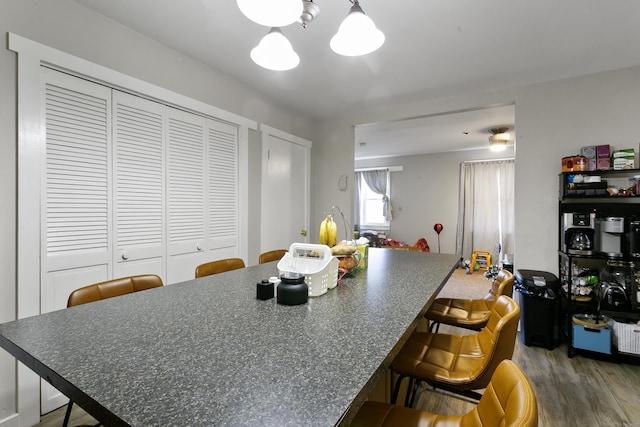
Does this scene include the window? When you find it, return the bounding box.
[355,169,391,230]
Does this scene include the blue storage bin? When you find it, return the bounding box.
[572,324,611,354]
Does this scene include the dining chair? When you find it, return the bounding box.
[352,360,538,427]
[64,274,164,427]
[390,295,521,406]
[195,257,246,278]
[426,269,515,332]
[258,249,287,264]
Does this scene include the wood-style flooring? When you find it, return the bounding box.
[35,268,640,427]
[414,268,640,427]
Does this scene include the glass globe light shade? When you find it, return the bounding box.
[237,0,303,27]
[489,133,510,151]
[330,4,385,56]
[250,28,300,71]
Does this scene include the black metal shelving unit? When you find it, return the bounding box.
[559,169,640,361]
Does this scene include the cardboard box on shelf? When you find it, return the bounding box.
[581,146,596,159]
[596,144,610,158]
[613,149,635,170]
[597,158,610,170]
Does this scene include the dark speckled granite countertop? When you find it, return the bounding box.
[0,249,459,426]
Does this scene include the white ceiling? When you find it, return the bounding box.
[72,0,640,159]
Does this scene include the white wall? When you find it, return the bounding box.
[355,147,514,254]
[314,65,640,279]
[513,66,640,273]
[0,0,315,424]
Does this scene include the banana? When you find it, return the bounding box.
[319,215,329,245]
[327,216,337,247]
[319,214,338,247]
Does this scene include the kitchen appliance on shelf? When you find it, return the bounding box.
[599,260,634,311]
[626,218,640,258]
[595,217,626,257]
[562,212,595,256]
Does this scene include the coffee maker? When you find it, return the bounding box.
[562,212,595,255]
[595,217,625,257]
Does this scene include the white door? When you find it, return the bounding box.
[260,125,311,253]
[112,91,166,280]
[206,119,241,261]
[40,68,113,413]
[166,108,207,284]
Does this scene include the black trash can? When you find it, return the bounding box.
[515,269,560,350]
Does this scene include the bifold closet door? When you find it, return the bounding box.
[41,68,113,413]
[166,108,207,283]
[112,91,166,280]
[206,119,240,261]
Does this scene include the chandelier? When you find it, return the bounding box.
[237,0,385,71]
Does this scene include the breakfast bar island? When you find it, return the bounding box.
[0,249,460,426]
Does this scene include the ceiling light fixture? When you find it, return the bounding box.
[250,27,300,71]
[330,1,385,56]
[237,0,303,27]
[239,0,384,71]
[488,127,511,152]
[299,0,320,28]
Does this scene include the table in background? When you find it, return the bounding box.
[0,249,459,426]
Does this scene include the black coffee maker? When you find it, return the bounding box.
[562,212,595,255]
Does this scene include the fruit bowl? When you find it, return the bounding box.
[336,251,361,280]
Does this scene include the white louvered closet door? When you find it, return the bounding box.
[112,91,166,280]
[41,68,113,413]
[207,119,240,260]
[42,69,113,312]
[166,108,206,283]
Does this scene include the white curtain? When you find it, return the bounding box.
[354,169,392,230]
[456,160,515,264]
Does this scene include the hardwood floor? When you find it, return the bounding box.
[413,268,640,427]
[35,404,97,427]
[35,268,640,426]
[413,326,640,427]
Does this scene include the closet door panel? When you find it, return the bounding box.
[42,69,112,297]
[113,91,166,280]
[41,68,113,413]
[166,108,206,284]
[207,119,239,256]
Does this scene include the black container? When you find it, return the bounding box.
[516,269,560,350]
[256,279,274,300]
[515,269,561,291]
[277,272,308,305]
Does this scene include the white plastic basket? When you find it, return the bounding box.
[277,243,338,297]
[610,318,640,355]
